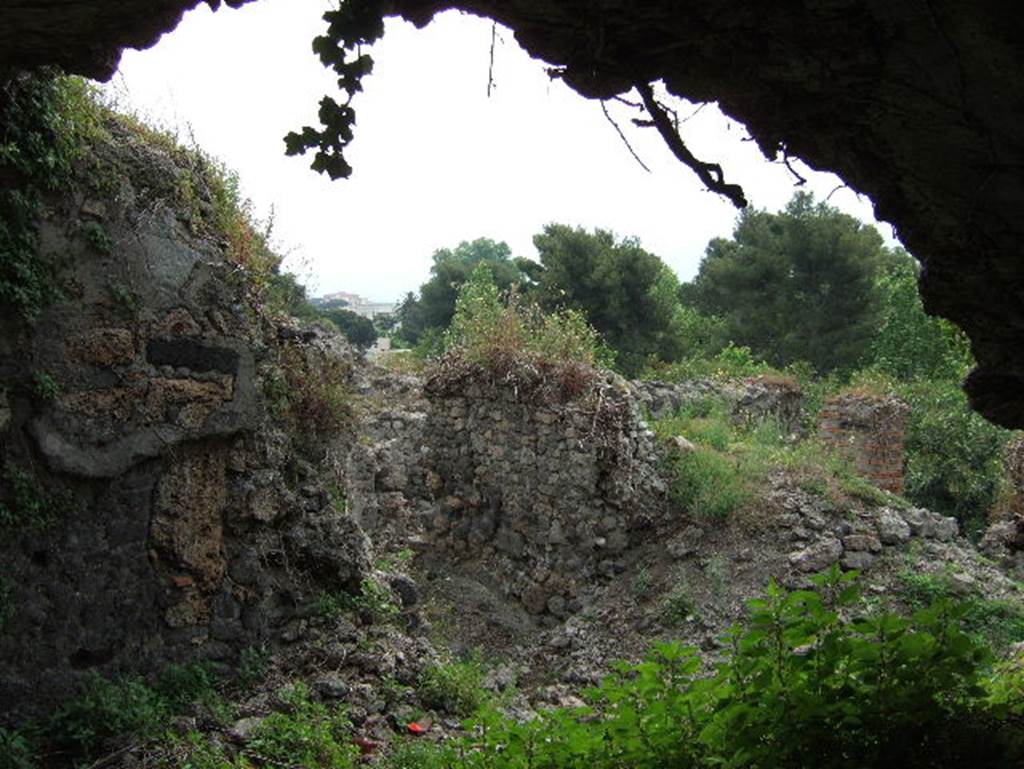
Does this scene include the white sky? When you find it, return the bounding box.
[104,0,892,303]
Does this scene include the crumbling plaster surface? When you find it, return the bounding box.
[2,0,1023,426]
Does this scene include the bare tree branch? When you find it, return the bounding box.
[635,81,747,208]
[781,153,807,186]
[601,100,651,173]
[487,21,497,97]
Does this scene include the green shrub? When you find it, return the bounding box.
[664,449,752,519]
[444,263,611,371]
[313,578,399,623]
[901,379,1013,534]
[48,673,169,760]
[417,657,488,716]
[631,568,655,600]
[30,371,61,402]
[237,645,271,690]
[641,343,777,381]
[380,740,455,769]
[442,568,1021,769]
[0,727,35,769]
[82,221,112,255]
[243,683,355,769]
[660,579,696,626]
[900,569,1024,650]
[0,72,103,322]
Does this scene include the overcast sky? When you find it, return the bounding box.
[106,0,892,302]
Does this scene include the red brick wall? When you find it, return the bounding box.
[819,393,909,494]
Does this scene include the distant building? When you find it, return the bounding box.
[313,291,396,320]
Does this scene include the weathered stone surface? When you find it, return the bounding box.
[842,534,882,553]
[0,116,369,720]
[878,510,912,545]
[66,328,135,366]
[841,551,875,571]
[789,536,843,573]
[150,447,228,627]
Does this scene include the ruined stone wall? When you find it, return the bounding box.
[348,370,668,617]
[0,121,370,720]
[818,393,909,494]
[630,376,804,433]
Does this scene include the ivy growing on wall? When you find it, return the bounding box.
[0,69,100,321]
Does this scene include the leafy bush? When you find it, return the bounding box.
[243,683,355,769]
[48,673,169,760]
[0,727,35,769]
[0,71,103,321]
[417,657,488,716]
[900,569,1024,650]
[641,342,777,381]
[313,578,399,623]
[446,263,611,370]
[901,379,1013,534]
[660,579,696,626]
[664,448,752,519]
[237,644,271,690]
[435,569,1022,769]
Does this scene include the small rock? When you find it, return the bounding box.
[788,536,843,573]
[878,510,911,545]
[842,534,882,553]
[841,551,875,571]
[314,673,350,700]
[671,435,696,453]
[228,716,263,743]
[388,573,419,608]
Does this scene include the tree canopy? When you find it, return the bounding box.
[689,192,889,375]
[398,237,527,344]
[528,224,690,376]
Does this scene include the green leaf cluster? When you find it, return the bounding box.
[417,657,488,716]
[386,570,1024,769]
[0,70,102,321]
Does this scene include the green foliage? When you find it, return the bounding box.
[108,281,142,318]
[660,579,696,626]
[900,569,1024,650]
[868,251,973,382]
[444,262,610,372]
[82,221,112,255]
[155,661,230,721]
[48,673,170,760]
[380,740,455,769]
[244,682,356,769]
[313,578,399,623]
[417,657,488,716]
[237,644,271,690]
[630,568,654,600]
[0,464,58,531]
[264,270,318,320]
[30,370,60,402]
[265,343,352,442]
[0,71,102,321]
[642,342,778,382]
[529,224,690,376]
[664,448,752,519]
[901,379,1013,533]
[318,307,377,349]
[285,0,386,178]
[399,238,529,345]
[689,191,890,375]
[0,727,35,769]
[432,570,1021,769]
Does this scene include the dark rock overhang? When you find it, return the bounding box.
[3,0,1023,425]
